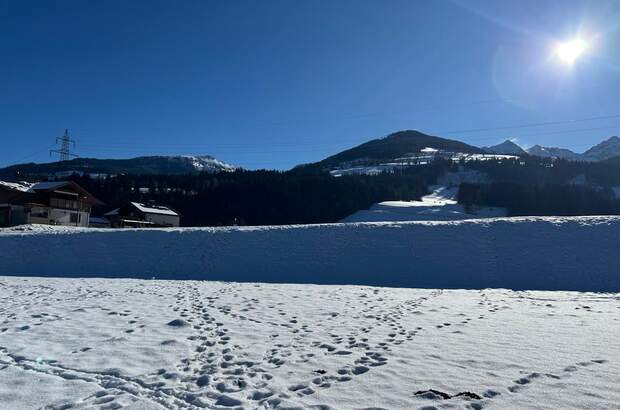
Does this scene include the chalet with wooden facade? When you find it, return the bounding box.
[0,181,101,227]
[105,202,181,228]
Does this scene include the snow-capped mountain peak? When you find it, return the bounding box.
[525,145,579,160]
[177,155,237,172]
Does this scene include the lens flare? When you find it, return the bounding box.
[555,38,588,65]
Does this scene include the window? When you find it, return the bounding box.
[30,208,49,218]
[50,197,80,210]
[70,213,78,223]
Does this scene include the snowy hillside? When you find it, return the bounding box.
[0,155,237,180]
[1,216,620,292]
[342,186,506,222]
[0,277,618,409]
[526,145,579,160]
[525,137,620,162]
[176,155,237,173]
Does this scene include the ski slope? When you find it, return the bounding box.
[341,186,506,222]
[0,277,618,409]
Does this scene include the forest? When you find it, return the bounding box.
[67,157,620,226]
[71,163,446,226]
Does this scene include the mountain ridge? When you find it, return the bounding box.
[0,155,236,181]
[525,145,579,160]
[581,136,620,161]
[298,130,485,171]
[483,140,526,155]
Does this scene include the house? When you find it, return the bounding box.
[0,181,102,227]
[105,201,180,228]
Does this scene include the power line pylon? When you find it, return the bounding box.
[50,129,78,161]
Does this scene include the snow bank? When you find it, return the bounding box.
[1,216,619,292]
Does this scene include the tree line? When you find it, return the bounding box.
[66,156,620,226]
[71,164,446,226]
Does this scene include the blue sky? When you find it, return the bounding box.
[1,0,620,169]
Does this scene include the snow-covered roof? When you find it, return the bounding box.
[29,181,69,191]
[118,218,156,225]
[0,181,33,192]
[420,147,439,154]
[0,181,76,193]
[130,202,179,216]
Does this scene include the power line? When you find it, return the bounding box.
[437,114,620,135]
[73,112,620,151]
[5,111,620,167]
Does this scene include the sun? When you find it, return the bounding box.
[555,38,588,65]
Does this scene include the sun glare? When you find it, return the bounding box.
[555,38,588,65]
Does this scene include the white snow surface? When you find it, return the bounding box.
[342,186,506,223]
[1,216,620,292]
[179,155,237,173]
[0,277,618,409]
[0,181,33,192]
[130,202,179,216]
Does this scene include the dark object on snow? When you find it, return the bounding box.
[166,319,189,327]
[415,389,482,401]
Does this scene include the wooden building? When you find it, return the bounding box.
[105,201,180,228]
[0,181,101,227]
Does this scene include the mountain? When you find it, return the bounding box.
[581,136,620,162]
[483,140,526,155]
[526,137,620,162]
[0,155,236,181]
[300,130,485,171]
[526,145,579,160]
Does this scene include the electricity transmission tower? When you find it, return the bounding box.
[50,129,78,161]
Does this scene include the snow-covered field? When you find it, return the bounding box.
[341,186,506,222]
[0,277,618,409]
[2,216,619,408]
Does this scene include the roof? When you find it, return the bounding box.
[0,181,34,192]
[130,202,179,216]
[119,218,156,225]
[0,180,104,206]
[29,181,68,191]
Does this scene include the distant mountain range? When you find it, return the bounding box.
[525,145,579,160]
[2,131,620,180]
[0,155,236,180]
[298,130,620,173]
[485,136,620,161]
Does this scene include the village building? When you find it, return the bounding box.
[105,201,181,228]
[0,181,101,227]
